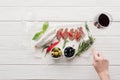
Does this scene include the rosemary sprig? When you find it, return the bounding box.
[76,22,95,56]
[62,40,69,49]
[85,21,90,32]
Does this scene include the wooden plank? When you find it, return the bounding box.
[97,0,120,7]
[0,50,119,65]
[0,22,119,36]
[0,36,119,50]
[0,65,98,79]
[0,0,119,7]
[0,0,96,7]
[0,65,119,79]
[0,7,119,21]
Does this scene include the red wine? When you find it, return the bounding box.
[98,13,110,27]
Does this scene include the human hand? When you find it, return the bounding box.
[91,48,110,80]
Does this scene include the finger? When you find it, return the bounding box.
[91,47,96,56]
[94,53,100,60]
[91,48,95,60]
[97,52,104,59]
[91,48,99,60]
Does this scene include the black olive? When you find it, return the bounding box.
[64,46,75,57]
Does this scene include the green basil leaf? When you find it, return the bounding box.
[42,22,49,32]
[32,22,49,40]
[32,31,43,40]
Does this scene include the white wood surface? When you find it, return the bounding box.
[0,7,119,21]
[0,0,120,79]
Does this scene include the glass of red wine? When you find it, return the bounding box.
[94,12,112,29]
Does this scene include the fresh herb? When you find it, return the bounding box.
[32,31,43,40]
[76,36,94,56]
[32,22,49,40]
[42,22,49,33]
[85,21,90,33]
[88,35,94,44]
[42,45,49,52]
[62,40,69,49]
[76,22,95,56]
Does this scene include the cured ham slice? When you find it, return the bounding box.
[61,28,68,40]
[56,28,63,40]
[56,27,85,42]
[79,27,85,38]
[69,28,74,41]
[75,29,81,42]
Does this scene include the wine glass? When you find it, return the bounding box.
[94,12,113,29]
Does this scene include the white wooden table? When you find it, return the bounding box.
[0,0,120,79]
